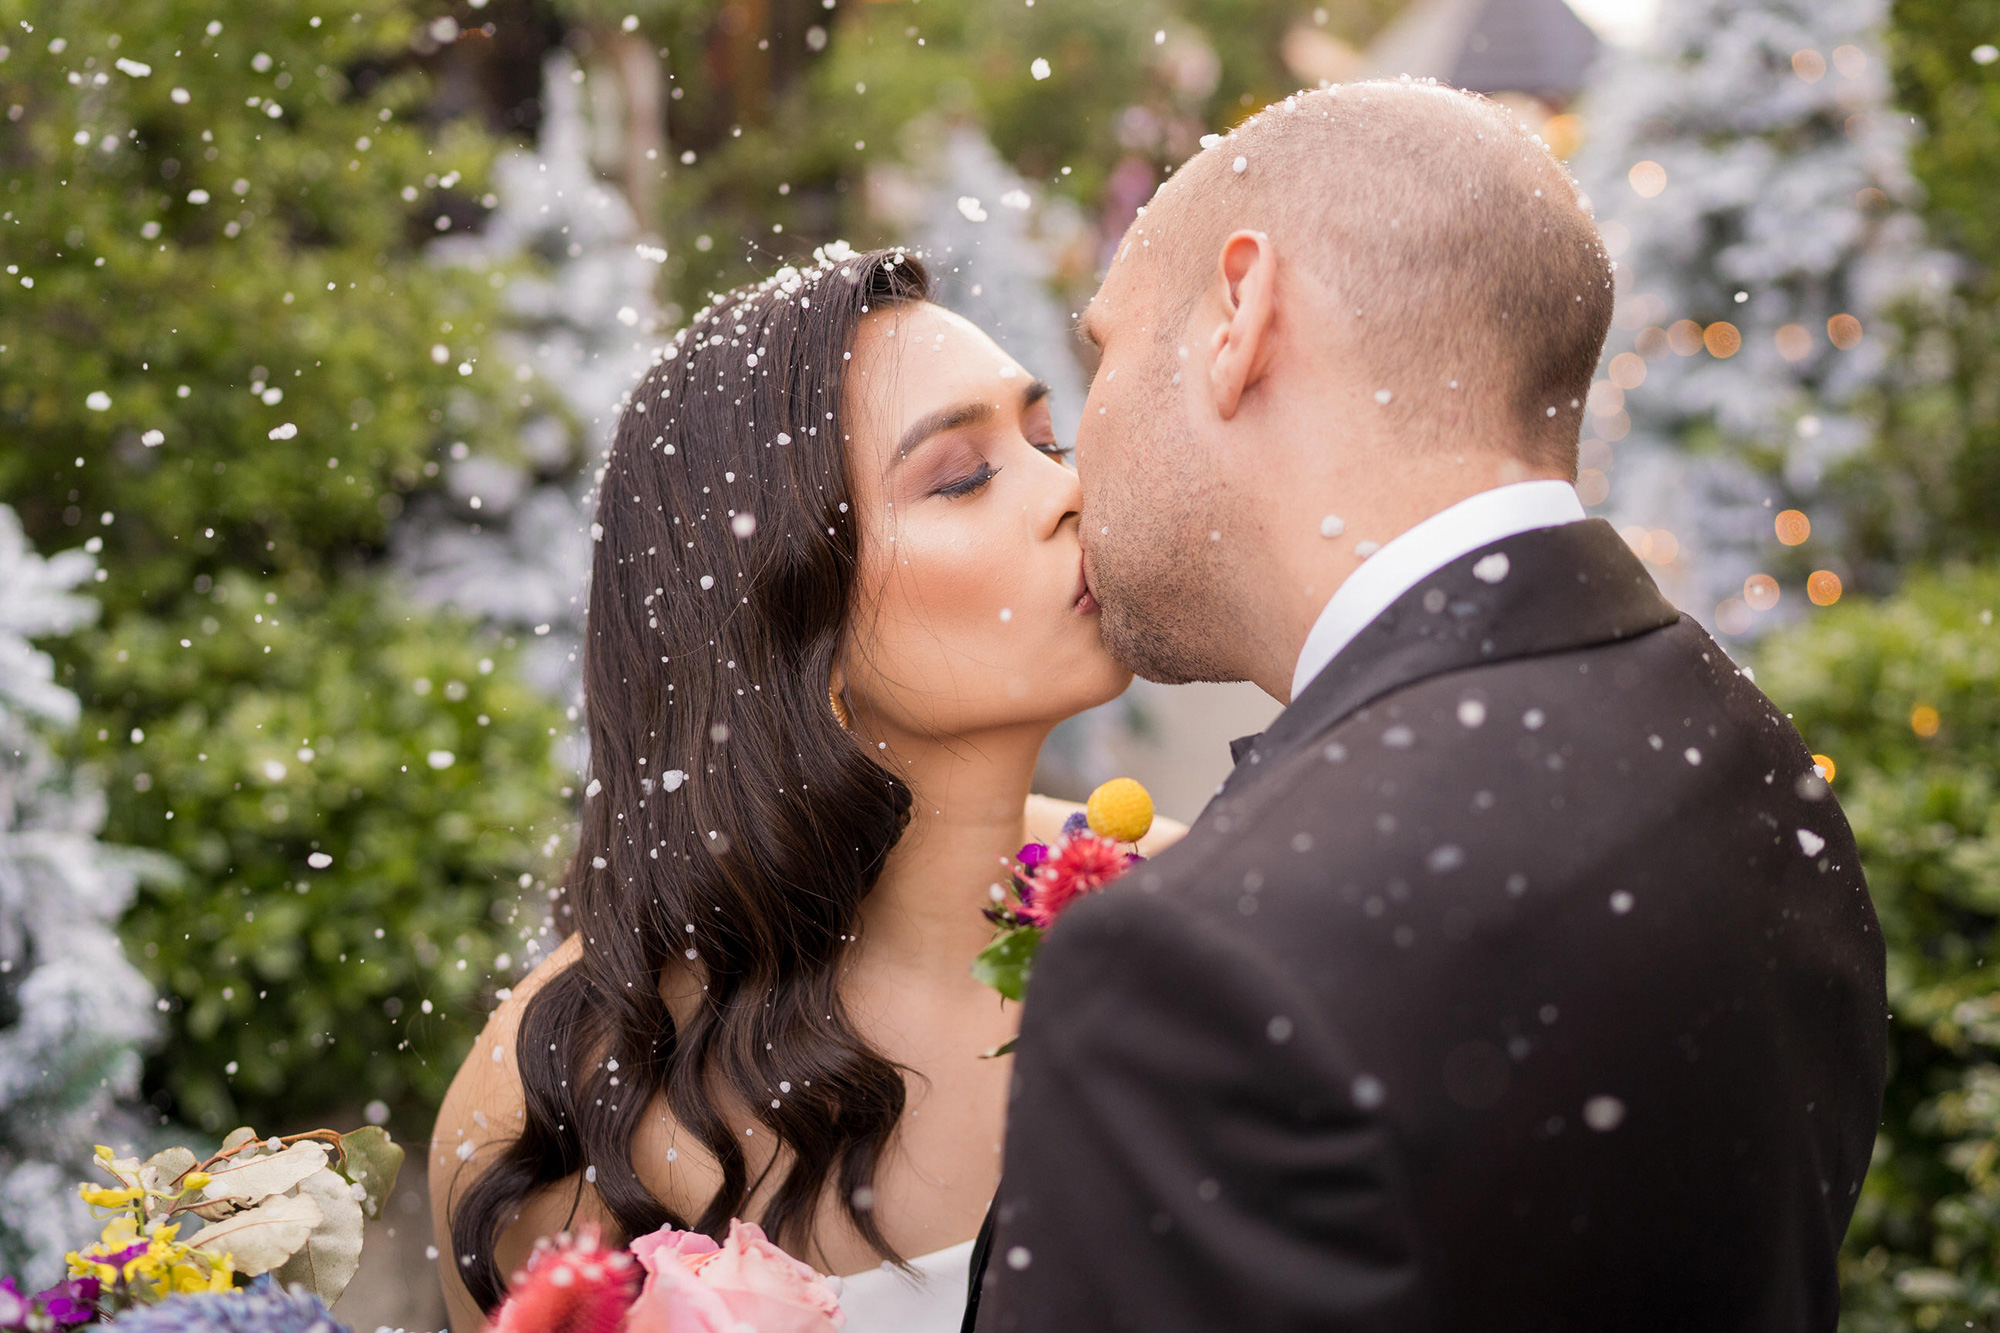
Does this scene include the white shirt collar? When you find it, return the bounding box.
[1290,479,1588,702]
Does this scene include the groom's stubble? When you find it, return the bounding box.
[1082,339,1244,687]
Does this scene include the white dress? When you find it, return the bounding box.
[832,1239,975,1333]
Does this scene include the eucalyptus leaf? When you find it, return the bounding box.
[219,1127,260,1155]
[272,1167,365,1305]
[189,1192,324,1275]
[140,1146,198,1193]
[334,1126,404,1221]
[201,1141,330,1204]
[970,926,1042,1003]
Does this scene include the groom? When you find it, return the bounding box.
[967,83,1886,1331]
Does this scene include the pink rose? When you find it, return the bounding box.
[626,1220,844,1333]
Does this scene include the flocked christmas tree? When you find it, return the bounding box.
[1574,0,1952,633]
[412,49,664,705]
[0,507,161,1286]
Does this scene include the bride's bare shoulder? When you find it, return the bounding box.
[1023,792,1188,855]
[429,934,595,1328]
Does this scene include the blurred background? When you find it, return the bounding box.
[2,0,1998,1326]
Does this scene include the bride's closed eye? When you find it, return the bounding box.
[936,461,1000,499]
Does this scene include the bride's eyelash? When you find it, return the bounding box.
[1033,441,1074,462]
[937,463,999,498]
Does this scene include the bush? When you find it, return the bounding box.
[1755,567,2000,1328]
[0,0,571,1131]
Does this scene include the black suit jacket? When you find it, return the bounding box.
[969,519,1885,1332]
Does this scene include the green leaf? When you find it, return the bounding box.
[273,1167,365,1306]
[333,1126,405,1221]
[979,1037,1019,1060]
[971,926,1042,1003]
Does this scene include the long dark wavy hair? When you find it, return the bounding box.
[450,247,931,1309]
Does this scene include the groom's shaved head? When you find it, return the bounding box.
[1139,81,1611,472]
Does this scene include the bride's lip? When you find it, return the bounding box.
[1073,558,1099,615]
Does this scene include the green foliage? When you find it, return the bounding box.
[0,0,570,1131]
[579,0,1346,311]
[1847,0,2000,565]
[100,575,564,1130]
[971,924,1042,1004]
[1755,567,2000,1329]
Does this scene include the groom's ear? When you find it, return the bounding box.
[1209,230,1277,421]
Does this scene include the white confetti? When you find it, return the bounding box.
[731,512,758,538]
[307,851,333,869]
[1319,514,1345,538]
[141,429,165,447]
[1583,1095,1626,1131]
[1232,155,1248,173]
[1457,699,1486,728]
[427,749,455,770]
[1472,552,1510,583]
[85,392,112,411]
[1797,829,1825,856]
[268,422,298,440]
[956,196,988,222]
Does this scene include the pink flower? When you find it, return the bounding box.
[626,1220,844,1333]
[489,1229,642,1333]
[1019,832,1133,926]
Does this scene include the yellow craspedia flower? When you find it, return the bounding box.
[1086,778,1154,844]
[181,1170,213,1191]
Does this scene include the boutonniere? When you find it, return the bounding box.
[972,779,1155,1055]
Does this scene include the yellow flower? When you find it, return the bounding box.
[94,1144,114,1161]
[1085,778,1155,844]
[97,1215,141,1247]
[79,1183,144,1209]
[65,1252,117,1284]
[206,1253,236,1291]
[181,1170,213,1191]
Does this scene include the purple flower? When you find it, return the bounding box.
[1059,812,1090,840]
[104,1278,348,1333]
[0,1278,32,1330]
[1015,842,1050,871]
[35,1276,103,1328]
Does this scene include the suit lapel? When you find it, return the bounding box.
[1224,519,1679,790]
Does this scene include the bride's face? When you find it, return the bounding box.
[841,301,1131,741]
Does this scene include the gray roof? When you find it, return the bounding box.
[1362,0,1603,101]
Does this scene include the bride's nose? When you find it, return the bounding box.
[1031,451,1083,541]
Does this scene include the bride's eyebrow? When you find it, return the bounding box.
[891,378,1051,467]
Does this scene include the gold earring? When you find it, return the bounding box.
[829,678,852,730]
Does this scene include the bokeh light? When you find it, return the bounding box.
[1807,570,1844,605]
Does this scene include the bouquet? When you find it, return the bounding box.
[971,779,1155,1053]
[490,1220,846,1333]
[1,1126,401,1328]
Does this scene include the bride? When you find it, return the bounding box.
[429,246,1182,1331]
